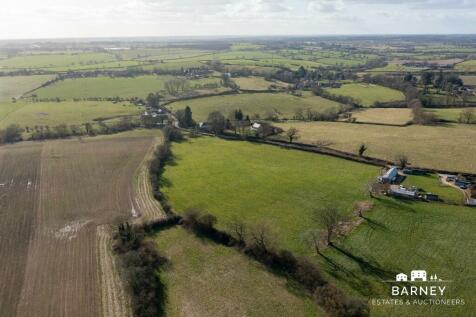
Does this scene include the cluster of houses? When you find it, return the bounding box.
[141,107,170,126]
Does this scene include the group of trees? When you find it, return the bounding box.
[458,108,476,124]
[164,78,191,96]
[293,107,342,122]
[409,99,437,125]
[0,124,23,144]
[175,106,195,128]
[114,223,168,317]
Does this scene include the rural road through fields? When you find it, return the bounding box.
[0,136,157,316]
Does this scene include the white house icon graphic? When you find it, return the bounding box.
[396,273,407,282]
[410,270,427,282]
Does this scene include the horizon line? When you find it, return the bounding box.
[2,33,476,42]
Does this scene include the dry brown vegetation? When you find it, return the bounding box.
[0,136,154,316]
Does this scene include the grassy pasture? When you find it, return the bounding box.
[30,75,223,99]
[275,122,476,173]
[0,136,153,316]
[455,60,476,72]
[0,52,117,70]
[0,75,56,101]
[426,107,476,122]
[461,75,476,86]
[155,227,320,317]
[321,200,476,317]
[0,101,141,129]
[350,108,413,125]
[234,76,287,90]
[161,136,476,316]
[167,92,344,121]
[162,136,378,254]
[325,83,405,107]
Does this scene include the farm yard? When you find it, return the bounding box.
[0,135,155,316]
[167,92,345,121]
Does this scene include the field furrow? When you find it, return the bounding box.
[133,137,166,222]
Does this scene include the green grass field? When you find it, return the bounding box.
[0,75,56,101]
[427,108,476,122]
[455,60,476,72]
[0,101,141,129]
[325,83,405,107]
[161,136,476,317]
[162,137,379,254]
[167,92,344,121]
[350,108,413,125]
[461,75,476,86]
[155,227,320,317]
[0,52,117,70]
[276,122,476,173]
[233,76,287,90]
[30,75,223,99]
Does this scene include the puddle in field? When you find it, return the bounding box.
[53,220,91,240]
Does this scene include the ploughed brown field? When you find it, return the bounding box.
[0,135,163,317]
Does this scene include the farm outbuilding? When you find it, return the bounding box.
[380,167,399,184]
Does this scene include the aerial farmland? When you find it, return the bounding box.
[1,31,476,317]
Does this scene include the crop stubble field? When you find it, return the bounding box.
[0,136,155,317]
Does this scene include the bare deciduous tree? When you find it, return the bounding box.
[313,206,346,245]
[227,216,247,245]
[459,108,475,124]
[302,229,322,255]
[286,127,299,143]
[249,220,276,252]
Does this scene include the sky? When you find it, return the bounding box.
[1,0,476,39]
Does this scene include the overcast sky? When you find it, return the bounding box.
[1,0,476,39]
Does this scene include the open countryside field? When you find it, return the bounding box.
[0,75,56,101]
[455,60,476,72]
[461,75,476,86]
[161,136,476,317]
[325,83,405,107]
[276,122,476,173]
[0,101,141,129]
[168,92,344,121]
[427,107,476,122]
[0,136,154,316]
[155,227,320,317]
[0,52,117,70]
[350,108,413,125]
[162,136,379,254]
[234,76,287,90]
[31,75,224,99]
